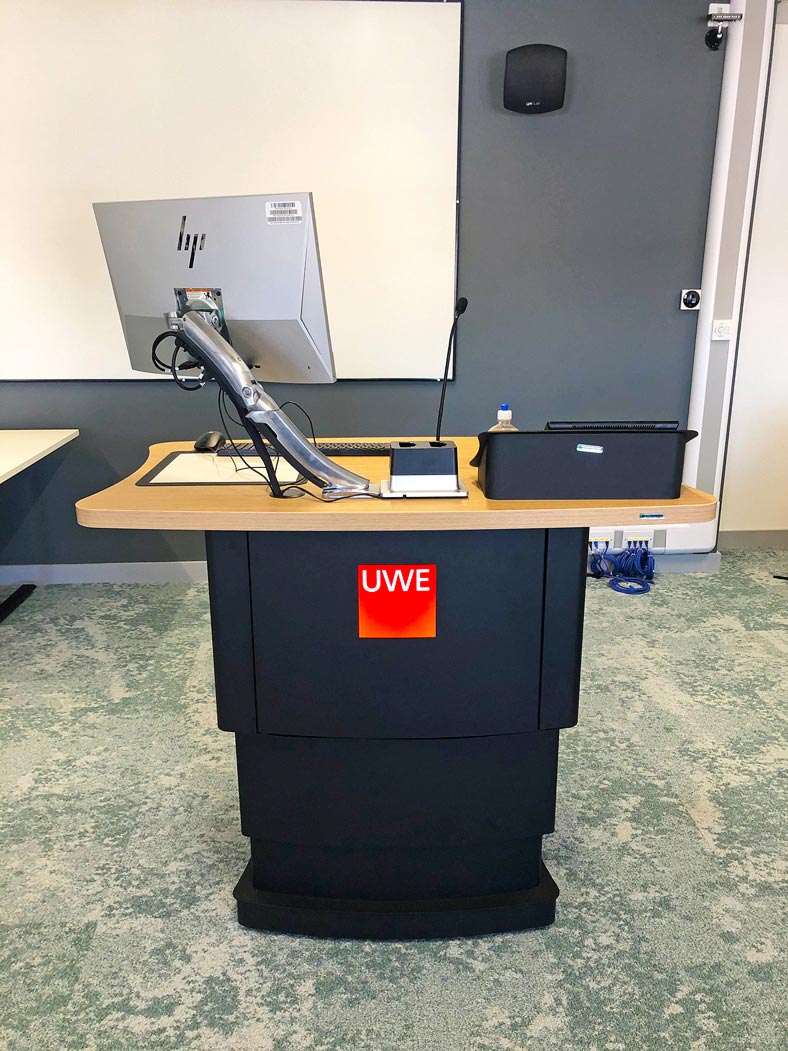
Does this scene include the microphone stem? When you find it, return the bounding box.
[435,315,460,442]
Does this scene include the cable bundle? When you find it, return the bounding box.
[151,330,205,390]
[588,541,655,595]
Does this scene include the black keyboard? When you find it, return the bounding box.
[545,420,680,432]
[217,440,391,457]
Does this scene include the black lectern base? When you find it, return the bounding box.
[234,860,559,940]
[206,526,588,940]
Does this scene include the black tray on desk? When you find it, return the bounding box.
[472,429,697,501]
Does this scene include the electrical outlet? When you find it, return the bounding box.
[588,530,613,548]
[623,530,654,547]
[590,529,656,552]
[712,318,733,340]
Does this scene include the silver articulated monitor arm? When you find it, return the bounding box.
[175,311,377,500]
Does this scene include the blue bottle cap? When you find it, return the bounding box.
[500,403,509,411]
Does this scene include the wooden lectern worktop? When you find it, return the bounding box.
[77,438,716,939]
[76,436,716,533]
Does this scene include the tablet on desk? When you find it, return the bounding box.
[136,451,301,487]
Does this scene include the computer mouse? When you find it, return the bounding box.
[194,430,227,453]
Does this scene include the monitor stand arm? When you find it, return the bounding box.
[175,310,377,499]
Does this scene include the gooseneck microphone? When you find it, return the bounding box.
[435,296,468,443]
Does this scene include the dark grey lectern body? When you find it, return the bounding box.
[207,525,586,938]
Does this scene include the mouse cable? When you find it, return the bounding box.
[217,389,277,483]
[278,401,318,446]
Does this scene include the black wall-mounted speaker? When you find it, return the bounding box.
[503,44,567,114]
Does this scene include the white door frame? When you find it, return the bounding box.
[589,0,776,556]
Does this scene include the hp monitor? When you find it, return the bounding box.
[92,192,375,500]
[93,193,334,383]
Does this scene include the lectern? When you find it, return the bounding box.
[77,441,716,939]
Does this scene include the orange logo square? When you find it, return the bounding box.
[358,564,437,638]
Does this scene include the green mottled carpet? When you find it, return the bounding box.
[1,551,786,1050]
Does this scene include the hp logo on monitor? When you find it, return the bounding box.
[176,216,206,269]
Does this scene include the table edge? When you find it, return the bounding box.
[76,441,718,532]
[0,429,79,486]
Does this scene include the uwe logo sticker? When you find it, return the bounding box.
[358,564,436,639]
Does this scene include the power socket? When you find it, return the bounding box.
[588,529,613,548]
[589,529,655,552]
[623,530,654,548]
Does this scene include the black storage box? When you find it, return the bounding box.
[472,430,697,501]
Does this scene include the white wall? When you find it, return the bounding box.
[0,0,460,380]
[721,20,788,532]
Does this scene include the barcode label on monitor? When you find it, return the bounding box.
[265,201,303,224]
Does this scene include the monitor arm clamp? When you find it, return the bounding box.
[170,309,377,500]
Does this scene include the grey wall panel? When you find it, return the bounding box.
[0,0,723,566]
[456,0,721,431]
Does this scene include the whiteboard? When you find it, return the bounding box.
[0,0,460,380]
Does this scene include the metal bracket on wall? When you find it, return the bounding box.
[706,3,744,50]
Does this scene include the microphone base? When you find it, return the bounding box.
[388,440,461,495]
[379,478,468,500]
